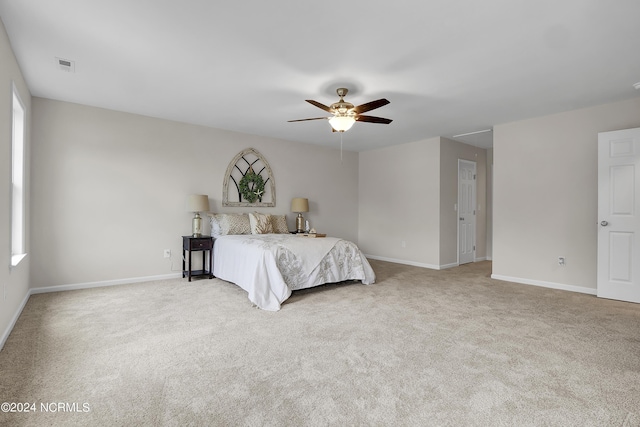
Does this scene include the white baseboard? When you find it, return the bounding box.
[365,255,458,270]
[491,274,597,296]
[0,291,31,353]
[439,262,459,270]
[30,273,182,295]
[475,256,487,262]
[1,272,182,352]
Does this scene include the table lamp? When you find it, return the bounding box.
[187,194,210,237]
[291,197,309,233]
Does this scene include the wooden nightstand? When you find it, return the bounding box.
[182,236,214,281]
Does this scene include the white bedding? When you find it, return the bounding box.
[212,234,375,311]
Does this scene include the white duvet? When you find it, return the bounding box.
[212,234,375,311]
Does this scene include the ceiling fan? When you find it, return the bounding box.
[288,88,392,132]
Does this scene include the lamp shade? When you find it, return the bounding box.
[329,115,356,132]
[186,194,210,212]
[291,197,309,213]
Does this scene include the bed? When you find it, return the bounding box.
[209,213,375,311]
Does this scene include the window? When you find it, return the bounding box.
[11,84,26,266]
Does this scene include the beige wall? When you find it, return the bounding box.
[30,98,359,288]
[493,96,640,290]
[358,137,441,267]
[0,18,31,348]
[358,136,487,269]
[439,138,487,267]
[486,148,493,260]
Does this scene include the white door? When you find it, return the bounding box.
[597,127,640,303]
[458,160,476,265]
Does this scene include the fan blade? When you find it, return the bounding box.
[287,117,329,122]
[356,115,393,124]
[353,98,390,114]
[306,100,333,113]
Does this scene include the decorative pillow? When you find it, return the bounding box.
[270,214,289,234]
[248,212,273,234]
[209,213,251,237]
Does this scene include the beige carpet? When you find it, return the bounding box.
[0,260,639,426]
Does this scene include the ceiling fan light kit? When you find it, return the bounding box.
[328,115,356,132]
[289,87,392,133]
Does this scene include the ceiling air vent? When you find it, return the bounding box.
[55,57,75,73]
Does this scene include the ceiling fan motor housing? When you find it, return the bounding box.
[331,88,355,115]
[331,102,355,115]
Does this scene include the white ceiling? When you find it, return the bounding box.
[1,0,639,151]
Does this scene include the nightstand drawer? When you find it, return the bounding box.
[189,238,212,250]
[184,237,213,251]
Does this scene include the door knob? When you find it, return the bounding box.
[600,220,608,226]
[460,217,464,221]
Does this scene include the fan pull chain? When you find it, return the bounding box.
[340,132,343,163]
